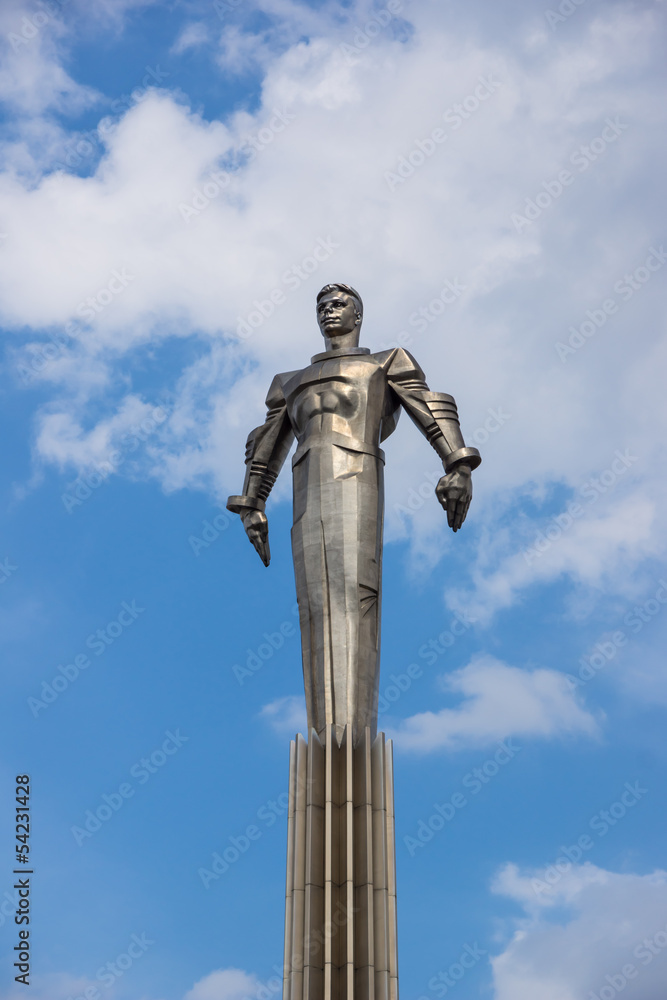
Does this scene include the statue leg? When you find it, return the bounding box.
[291,444,383,746]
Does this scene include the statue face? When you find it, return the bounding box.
[316,291,361,338]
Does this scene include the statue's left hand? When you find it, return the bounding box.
[240,508,271,566]
[435,465,472,532]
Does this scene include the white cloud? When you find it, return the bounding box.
[0,0,98,116]
[389,655,600,752]
[171,21,210,56]
[1,0,666,620]
[0,966,267,1000]
[446,486,658,624]
[0,974,106,1000]
[491,863,667,1000]
[184,967,262,1000]
[259,695,308,737]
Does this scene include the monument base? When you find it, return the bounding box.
[283,726,398,1000]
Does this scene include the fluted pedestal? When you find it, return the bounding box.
[283,726,398,1000]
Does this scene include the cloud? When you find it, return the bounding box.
[171,21,210,56]
[389,655,599,752]
[0,974,107,1000]
[184,967,262,1000]
[0,966,268,1000]
[446,485,658,624]
[491,863,667,1000]
[258,695,307,737]
[1,0,665,619]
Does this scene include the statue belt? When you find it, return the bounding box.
[292,431,386,467]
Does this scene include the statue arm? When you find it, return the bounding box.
[227,375,295,564]
[387,349,481,531]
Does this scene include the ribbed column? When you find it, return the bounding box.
[283,727,398,1000]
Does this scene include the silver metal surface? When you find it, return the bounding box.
[283,726,398,1000]
[228,284,480,747]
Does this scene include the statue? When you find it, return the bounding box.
[227,283,481,747]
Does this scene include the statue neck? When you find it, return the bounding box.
[322,329,361,353]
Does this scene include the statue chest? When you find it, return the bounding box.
[284,359,389,442]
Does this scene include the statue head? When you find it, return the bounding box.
[316,284,363,342]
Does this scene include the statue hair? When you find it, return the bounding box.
[316,283,363,318]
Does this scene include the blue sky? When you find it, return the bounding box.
[1,1,666,998]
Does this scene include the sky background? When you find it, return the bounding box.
[1,0,666,998]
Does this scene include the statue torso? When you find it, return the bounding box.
[279,349,400,450]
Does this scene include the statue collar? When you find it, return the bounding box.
[310,347,371,363]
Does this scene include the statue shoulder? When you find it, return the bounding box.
[371,347,426,380]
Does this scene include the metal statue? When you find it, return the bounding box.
[227,283,481,747]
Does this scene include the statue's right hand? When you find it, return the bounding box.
[240,509,270,567]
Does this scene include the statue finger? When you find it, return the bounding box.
[255,535,270,566]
